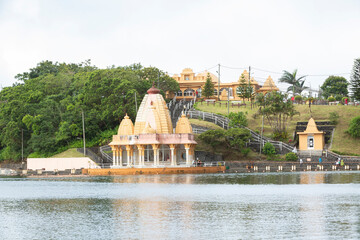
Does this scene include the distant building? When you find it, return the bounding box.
[297,118,325,151]
[257,76,279,94]
[172,68,278,100]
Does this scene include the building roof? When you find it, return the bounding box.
[298,118,323,135]
[118,114,134,136]
[238,70,259,85]
[196,70,218,82]
[258,76,279,92]
[175,113,193,134]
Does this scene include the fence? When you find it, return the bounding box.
[77,148,105,165]
[186,110,294,154]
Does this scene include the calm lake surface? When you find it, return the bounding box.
[0,172,360,240]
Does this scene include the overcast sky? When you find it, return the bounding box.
[0,0,359,93]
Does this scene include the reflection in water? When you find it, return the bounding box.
[0,172,359,239]
[300,172,325,184]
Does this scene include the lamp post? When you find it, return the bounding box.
[227,87,230,116]
[82,110,86,157]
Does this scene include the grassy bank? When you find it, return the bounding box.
[195,101,360,155]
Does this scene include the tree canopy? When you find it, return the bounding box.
[256,92,299,139]
[279,69,307,95]
[320,76,349,99]
[350,58,360,101]
[202,73,215,98]
[0,61,179,161]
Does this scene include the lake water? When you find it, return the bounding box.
[0,172,360,240]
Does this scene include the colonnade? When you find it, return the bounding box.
[111,144,195,167]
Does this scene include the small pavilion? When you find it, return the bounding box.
[257,76,279,94]
[297,118,324,151]
[109,84,197,168]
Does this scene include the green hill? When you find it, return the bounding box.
[195,101,360,155]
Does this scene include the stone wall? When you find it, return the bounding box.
[226,161,360,173]
[195,151,223,162]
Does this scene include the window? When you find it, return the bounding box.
[184,89,195,96]
[185,75,190,80]
[176,90,183,96]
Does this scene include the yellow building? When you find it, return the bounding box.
[172,68,261,101]
[297,118,325,151]
[257,76,279,94]
[109,84,197,167]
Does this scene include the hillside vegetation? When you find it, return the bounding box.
[195,101,360,155]
[0,61,179,161]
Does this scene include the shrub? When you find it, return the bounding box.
[335,95,342,101]
[225,128,251,150]
[346,116,360,138]
[263,142,276,156]
[328,96,336,102]
[241,148,251,157]
[198,129,226,151]
[341,97,348,104]
[272,131,288,141]
[329,112,340,125]
[285,152,298,161]
[228,112,248,127]
[294,95,302,103]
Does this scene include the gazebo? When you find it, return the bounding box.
[109,84,197,168]
[297,118,325,151]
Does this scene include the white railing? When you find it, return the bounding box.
[186,110,294,153]
[100,145,113,162]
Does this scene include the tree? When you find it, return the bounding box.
[320,76,349,99]
[202,73,215,98]
[279,69,307,95]
[346,116,360,138]
[237,73,248,102]
[198,129,225,151]
[0,61,179,161]
[256,92,299,139]
[350,58,360,101]
[225,128,251,151]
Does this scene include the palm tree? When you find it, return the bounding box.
[289,79,308,95]
[279,70,307,95]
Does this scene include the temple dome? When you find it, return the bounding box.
[258,76,279,92]
[196,70,218,82]
[303,118,322,134]
[118,114,134,135]
[182,68,194,74]
[147,84,161,94]
[175,113,193,134]
[134,85,173,134]
[142,122,156,134]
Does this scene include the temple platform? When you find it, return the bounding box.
[82,166,226,176]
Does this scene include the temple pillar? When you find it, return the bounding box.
[169,144,176,166]
[152,144,159,166]
[184,144,191,166]
[189,145,195,165]
[137,145,144,166]
[126,145,131,167]
[112,150,116,166]
[119,147,123,167]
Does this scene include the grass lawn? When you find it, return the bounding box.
[189,118,223,130]
[195,101,360,155]
[50,148,85,158]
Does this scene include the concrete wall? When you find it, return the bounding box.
[84,166,226,176]
[27,157,99,171]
